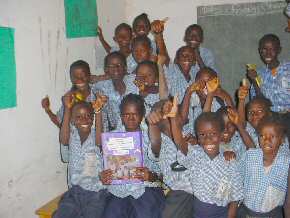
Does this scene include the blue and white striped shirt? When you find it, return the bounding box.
[159,133,193,193]
[240,148,290,213]
[68,126,104,192]
[250,61,290,112]
[177,145,243,207]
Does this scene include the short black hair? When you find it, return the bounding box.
[131,35,152,50]
[120,94,146,117]
[115,23,132,36]
[175,45,194,59]
[195,67,217,81]
[70,60,90,75]
[104,51,127,69]
[135,60,159,79]
[259,34,281,49]
[132,13,151,31]
[246,96,272,112]
[257,112,286,137]
[72,101,94,116]
[195,112,225,134]
[185,24,204,39]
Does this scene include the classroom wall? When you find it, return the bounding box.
[0,0,125,217]
[124,0,281,58]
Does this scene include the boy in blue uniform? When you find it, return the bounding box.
[238,115,290,217]
[53,97,108,218]
[171,112,243,218]
[248,34,290,141]
[100,94,165,218]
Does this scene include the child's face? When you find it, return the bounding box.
[105,56,126,80]
[132,42,151,63]
[259,40,281,65]
[114,28,132,48]
[259,124,283,155]
[222,115,236,143]
[121,103,143,131]
[176,47,195,73]
[247,102,270,129]
[71,106,94,132]
[70,68,90,91]
[134,20,150,36]
[184,27,203,49]
[196,120,222,158]
[136,65,157,87]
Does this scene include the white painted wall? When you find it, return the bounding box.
[124,0,281,58]
[0,0,125,217]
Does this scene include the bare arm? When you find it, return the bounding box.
[203,92,214,112]
[95,111,103,147]
[237,85,249,127]
[41,96,61,128]
[59,94,73,145]
[158,58,169,100]
[97,26,111,54]
[170,115,189,155]
[227,202,238,218]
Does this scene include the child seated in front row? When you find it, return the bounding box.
[238,115,290,218]
[171,111,243,218]
[100,94,165,218]
[53,96,108,218]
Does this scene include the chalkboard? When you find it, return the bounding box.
[197,1,290,97]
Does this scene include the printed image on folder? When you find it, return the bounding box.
[101,131,143,185]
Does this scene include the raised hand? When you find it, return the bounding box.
[157,54,167,66]
[206,77,220,93]
[134,79,146,92]
[151,18,168,34]
[227,107,240,126]
[238,85,249,101]
[162,95,178,119]
[92,94,108,113]
[97,26,104,39]
[41,96,50,111]
[189,80,205,93]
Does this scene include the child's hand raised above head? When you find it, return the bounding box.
[97,26,104,39]
[189,80,205,93]
[162,95,178,119]
[92,94,108,113]
[227,107,241,127]
[206,77,220,94]
[41,96,50,111]
[246,64,258,82]
[238,83,249,101]
[151,18,168,34]
[99,169,113,185]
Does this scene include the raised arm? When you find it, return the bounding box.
[237,83,249,127]
[227,108,255,149]
[157,55,169,100]
[97,26,111,54]
[41,96,61,128]
[59,93,74,145]
[151,19,170,66]
[92,94,108,147]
